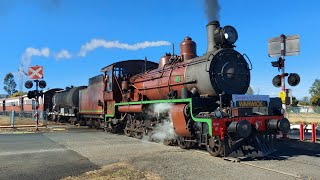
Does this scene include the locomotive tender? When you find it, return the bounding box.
[97,21,290,156]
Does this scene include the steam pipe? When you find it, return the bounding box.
[206,21,220,54]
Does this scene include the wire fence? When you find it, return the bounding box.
[287,106,320,125]
[0,111,48,127]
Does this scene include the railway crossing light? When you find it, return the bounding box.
[25,80,33,89]
[271,58,283,69]
[27,90,36,99]
[272,75,281,88]
[39,80,47,89]
[27,90,44,99]
[288,73,300,86]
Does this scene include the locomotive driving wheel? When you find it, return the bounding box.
[206,136,223,157]
[177,136,194,149]
[124,115,133,137]
[133,119,144,139]
[132,114,146,139]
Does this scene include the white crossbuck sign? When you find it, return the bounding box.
[28,66,44,79]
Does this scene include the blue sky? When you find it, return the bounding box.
[0,0,319,99]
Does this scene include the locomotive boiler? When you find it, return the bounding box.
[99,21,290,157]
[131,21,250,101]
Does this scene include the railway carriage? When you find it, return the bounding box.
[0,88,61,118]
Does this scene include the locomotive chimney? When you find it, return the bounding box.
[206,21,220,54]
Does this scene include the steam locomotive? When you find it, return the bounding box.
[1,21,290,157]
[95,20,289,156]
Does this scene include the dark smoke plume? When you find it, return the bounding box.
[204,0,220,21]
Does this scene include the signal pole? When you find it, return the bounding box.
[280,34,287,139]
[25,66,46,132]
[280,34,286,112]
[268,34,301,139]
[35,80,39,131]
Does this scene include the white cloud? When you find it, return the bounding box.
[78,39,171,57]
[55,50,72,60]
[19,47,50,75]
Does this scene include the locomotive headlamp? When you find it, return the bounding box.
[223,26,238,44]
[214,25,238,46]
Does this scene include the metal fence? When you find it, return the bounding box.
[287,106,320,125]
[0,110,48,127]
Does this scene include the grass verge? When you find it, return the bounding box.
[62,162,161,180]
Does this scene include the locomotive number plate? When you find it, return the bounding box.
[232,94,270,107]
[236,101,268,107]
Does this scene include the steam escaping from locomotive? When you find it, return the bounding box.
[149,103,177,143]
[204,0,220,21]
[19,47,50,76]
[149,120,176,143]
[78,39,171,57]
[153,103,173,114]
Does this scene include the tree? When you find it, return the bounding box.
[310,79,320,106]
[299,96,309,106]
[246,87,254,95]
[291,96,299,106]
[3,73,17,96]
[12,91,27,97]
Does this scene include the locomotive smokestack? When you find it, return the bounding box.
[206,21,220,54]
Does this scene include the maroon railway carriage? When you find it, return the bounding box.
[0,88,62,118]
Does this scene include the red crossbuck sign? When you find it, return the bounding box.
[28,66,44,79]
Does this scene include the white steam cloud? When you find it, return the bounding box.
[19,47,50,75]
[204,0,220,22]
[78,39,171,57]
[149,103,177,143]
[17,38,170,79]
[55,49,72,60]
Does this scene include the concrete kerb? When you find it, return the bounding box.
[0,126,67,134]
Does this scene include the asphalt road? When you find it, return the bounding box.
[0,133,97,180]
[1,128,320,180]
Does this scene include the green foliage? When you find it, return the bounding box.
[11,91,27,97]
[298,96,309,106]
[246,87,254,95]
[310,79,320,106]
[3,73,17,96]
[291,96,299,106]
[310,95,320,106]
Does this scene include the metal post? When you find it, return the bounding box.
[280,34,288,139]
[311,123,316,143]
[10,110,15,128]
[35,80,39,131]
[299,123,304,141]
[46,108,48,129]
